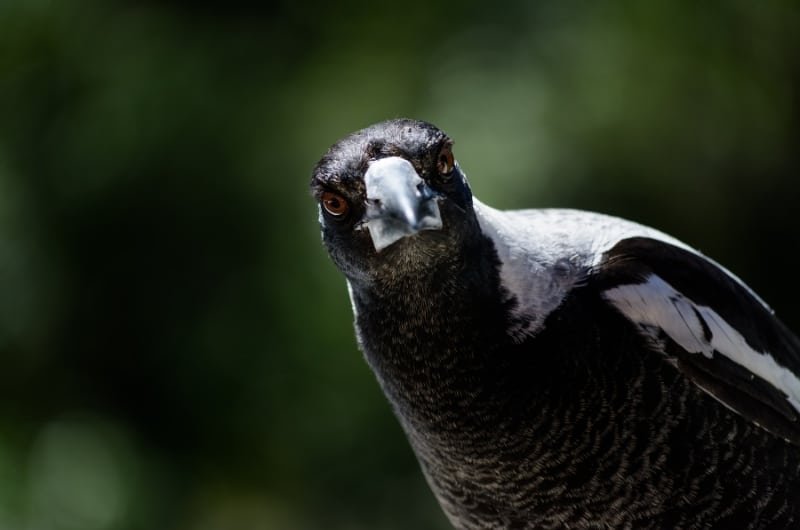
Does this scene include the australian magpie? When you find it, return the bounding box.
[310,119,800,529]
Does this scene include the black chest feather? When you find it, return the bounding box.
[350,273,800,529]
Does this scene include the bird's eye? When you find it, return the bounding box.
[321,191,350,218]
[437,146,455,176]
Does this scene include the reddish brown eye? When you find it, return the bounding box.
[321,191,349,217]
[437,146,455,176]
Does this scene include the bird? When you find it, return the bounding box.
[310,118,800,529]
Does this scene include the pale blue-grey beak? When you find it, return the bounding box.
[363,156,443,252]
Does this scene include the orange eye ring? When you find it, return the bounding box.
[321,191,349,217]
[437,146,455,176]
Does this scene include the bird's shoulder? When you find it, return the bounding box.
[473,200,690,339]
[474,199,800,444]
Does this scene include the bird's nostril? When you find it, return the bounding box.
[417,182,435,201]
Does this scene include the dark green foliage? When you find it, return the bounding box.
[0,1,797,528]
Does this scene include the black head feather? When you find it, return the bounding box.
[310,119,477,284]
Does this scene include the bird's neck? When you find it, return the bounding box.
[347,234,522,439]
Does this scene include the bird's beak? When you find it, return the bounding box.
[363,156,443,252]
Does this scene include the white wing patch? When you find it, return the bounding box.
[604,274,800,414]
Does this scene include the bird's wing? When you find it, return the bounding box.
[594,236,800,444]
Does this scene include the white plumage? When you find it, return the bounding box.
[604,273,800,414]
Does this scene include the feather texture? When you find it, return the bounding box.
[312,119,800,529]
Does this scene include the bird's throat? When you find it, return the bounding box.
[347,240,516,435]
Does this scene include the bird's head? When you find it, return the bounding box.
[311,119,478,283]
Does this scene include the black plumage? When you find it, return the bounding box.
[310,119,800,528]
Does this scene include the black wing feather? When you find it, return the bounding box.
[593,236,800,444]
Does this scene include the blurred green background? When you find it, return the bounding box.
[1,0,798,528]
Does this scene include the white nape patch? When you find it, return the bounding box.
[472,200,693,340]
[472,199,774,341]
[604,274,800,414]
